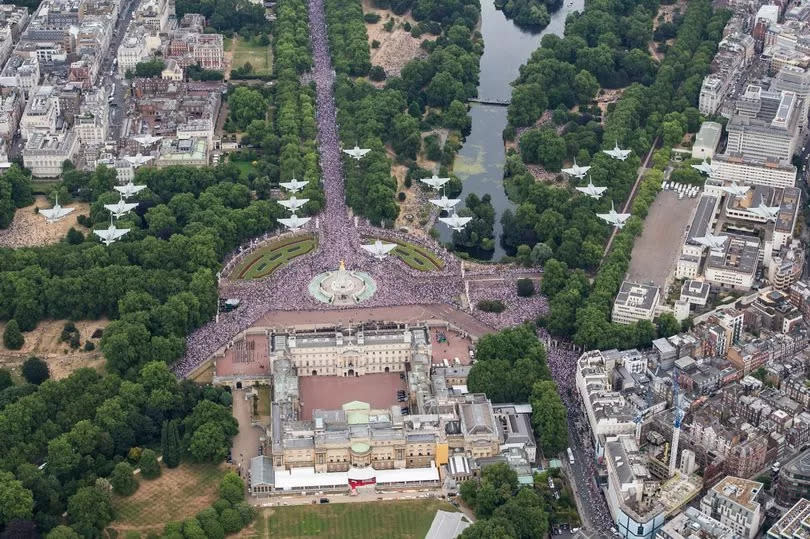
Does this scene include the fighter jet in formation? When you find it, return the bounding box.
[690,159,715,175]
[693,233,728,250]
[720,182,750,198]
[122,153,154,167]
[94,215,130,246]
[361,239,397,260]
[104,195,139,218]
[429,195,461,212]
[439,212,473,232]
[39,194,74,223]
[343,145,371,160]
[575,179,608,200]
[561,159,591,180]
[132,134,163,146]
[277,196,309,214]
[420,174,451,191]
[114,181,147,200]
[279,178,309,193]
[603,141,632,161]
[596,200,631,229]
[277,214,312,231]
[749,203,780,221]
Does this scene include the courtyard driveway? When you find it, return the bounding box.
[231,388,264,479]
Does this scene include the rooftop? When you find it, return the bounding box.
[614,281,659,310]
[424,510,471,539]
[705,235,760,275]
[709,476,763,512]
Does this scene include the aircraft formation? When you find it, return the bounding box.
[575,179,607,200]
[362,239,397,260]
[561,159,591,180]
[603,141,632,161]
[342,145,371,161]
[596,201,631,229]
[94,214,131,246]
[693,233,728,250]
[114,181,147,200]
[279,178,309,193]
[39,194,74,224]
[104,194,139,219]
[690,159,715,175]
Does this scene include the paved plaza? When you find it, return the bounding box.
[298,372,406,419]
[626,190,700,290]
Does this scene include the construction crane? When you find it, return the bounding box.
[668,374,684,477]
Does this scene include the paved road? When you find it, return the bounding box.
[231,388,264,479]
[602,136,660,258]
[99,0,138,140]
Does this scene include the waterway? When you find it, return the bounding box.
[441,0,584,259]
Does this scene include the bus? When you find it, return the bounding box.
[567,447,575,465]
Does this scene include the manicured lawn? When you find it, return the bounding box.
[233,235,317,280]
[257,499,457,538]
[230,158,260,179]
[232,38,273,76]
[110,462,227,534]
[366,237,444,271]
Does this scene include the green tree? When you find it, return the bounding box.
[3,320,23,350]
[46,526,81,539]
[519,128,567,171]
[139,448,161,479]
[228,87,267,130]
[161,420,181,468]
[0,368,12,391]
[219,472,245,504]
[0,471,34,526]
[134,58,165,78]
[530,381,568,456]
[656,313,680,338]
[110,462,138,496]
[187,422,230,462]
[66,486,113,537]
[530,243,553,266]
[219,508,243,534]
[21,356,49,385]
[516,278,535,297]
[573,70,599,102]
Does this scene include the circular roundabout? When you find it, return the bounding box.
[308,260,377,305]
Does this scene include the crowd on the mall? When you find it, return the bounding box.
[541,331,614,530]
[175,0,548,377]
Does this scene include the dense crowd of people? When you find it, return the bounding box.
[541,331,613,531]
[175,0,548,376]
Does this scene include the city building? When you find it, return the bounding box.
[154,137,208,167]
[0,86,23,140]
[161,58,183,80]
[656,506,737,539]
[74,87,108,145]
[0,55,39,96]
[166,30,224,71]
[612,281,660,325]
[725,86,801,162]
[605,436,702,539]
[267,325,428,378]
[19,84,59,140]
[768,498,810,538]
[699,476,763,539]
[772,65,810,127]
[768,242,804,291]
[776,449,810,507]
[693,122,723,160]
[22,130,78,177]
[704,235,760,291]
[710,154,796,189]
